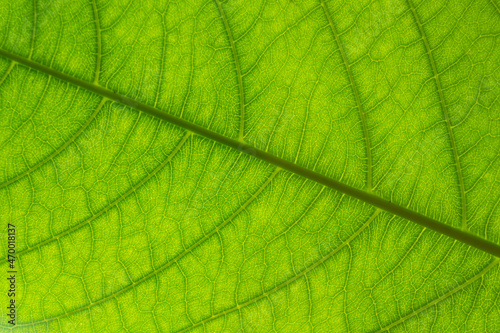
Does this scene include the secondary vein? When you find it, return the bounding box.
[13,167,281,327]
[8,131,191,260]
[175,210,382,333]
[407,0,468,231]
[91,0,102,84]
[0,61,16,86]
[0,97,107,190]
[375,258,500,332]
[214,0,246,141]
[29,0,37,60]
[321,0,373,191]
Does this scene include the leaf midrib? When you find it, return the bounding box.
[0,48,499,258]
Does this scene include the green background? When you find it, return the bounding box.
[0,0,499,331]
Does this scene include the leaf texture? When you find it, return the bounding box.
[0,0,499,331]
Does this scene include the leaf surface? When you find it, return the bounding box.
[0,0,499,331]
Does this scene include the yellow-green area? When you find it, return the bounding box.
[0,0,499,331]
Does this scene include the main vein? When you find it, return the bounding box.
[0,48,498,257]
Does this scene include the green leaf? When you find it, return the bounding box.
[0,0,499,331]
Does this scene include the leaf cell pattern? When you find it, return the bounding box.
[0,0,499,332]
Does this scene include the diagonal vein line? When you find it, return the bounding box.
[321,0,373,191]
[0,48,498,257]
[0,97,108,190]
[490,0,500,15]
[407,0,468,231]
[0,60,16,86]
[14,167,281,327]
[175,210,382,333]
[8,131,191,260]
[214,0,246,141]
[375,258,500,332]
